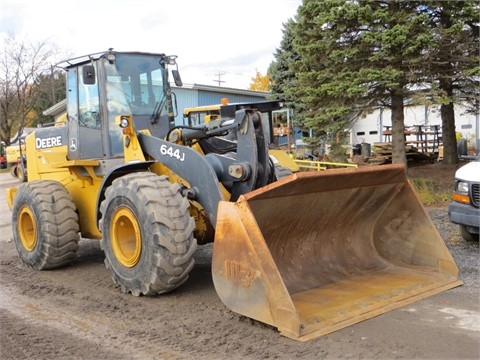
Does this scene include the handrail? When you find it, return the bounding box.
[294,159,358,171]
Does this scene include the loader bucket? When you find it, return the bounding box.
[212,164,462,342]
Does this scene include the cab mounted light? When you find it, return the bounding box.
[119,116,129,128]
[106,49,116,64]
[167,55,177,65]
[119,116,132,135]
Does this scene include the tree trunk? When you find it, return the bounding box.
[439,79,458,165]
[391,91,407,165]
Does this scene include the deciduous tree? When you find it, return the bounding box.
[32,70,66,127]
[0,35,61,146]
[248,70,270,92]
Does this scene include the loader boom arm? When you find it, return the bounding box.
[137,132,224,226]
[138,107,271,225]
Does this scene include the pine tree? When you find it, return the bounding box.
[293,0,438,164]
[269,18,306,128]
[423,1,480,164]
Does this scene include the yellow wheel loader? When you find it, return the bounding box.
[6,139,28,182]
[6,50,462,342]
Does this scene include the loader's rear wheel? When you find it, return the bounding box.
[99,172,197,296]
[11,181,80,269]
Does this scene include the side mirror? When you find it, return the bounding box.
[83,65,96,85]
[172,70,183,87]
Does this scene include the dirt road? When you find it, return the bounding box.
[0,172,479,360]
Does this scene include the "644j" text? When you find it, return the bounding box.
[160,144,185,161]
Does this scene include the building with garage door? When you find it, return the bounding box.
[347,102,479,154]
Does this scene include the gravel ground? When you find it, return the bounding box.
[0,171,479,360]
[428,207,479,295]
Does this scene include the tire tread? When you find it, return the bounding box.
[100,172,197,296]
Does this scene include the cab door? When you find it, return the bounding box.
[67,64,104,160]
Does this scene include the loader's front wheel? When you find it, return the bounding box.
[11,181,80,269]
[99,172,197,296]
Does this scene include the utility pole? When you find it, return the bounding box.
[213,71,226,86]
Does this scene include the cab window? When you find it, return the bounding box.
[78,64,101,129]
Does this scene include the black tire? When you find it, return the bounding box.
[267,156,293,183]
[99,172,197,296]
[274,165,293,181]
[11,181,80,270]
[16,164,27,182]
[459,225,479,242]
[10,165,17,179]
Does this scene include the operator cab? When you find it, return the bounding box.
[59,50,182,162]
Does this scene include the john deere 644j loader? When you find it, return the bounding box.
[6,50,462,342]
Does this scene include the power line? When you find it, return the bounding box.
[213,71,226,86]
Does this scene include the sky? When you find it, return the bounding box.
[0,0,302,89]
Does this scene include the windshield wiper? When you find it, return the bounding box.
[151,96,166,124]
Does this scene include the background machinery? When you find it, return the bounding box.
[6,50,462,341]
[6,139,27,182]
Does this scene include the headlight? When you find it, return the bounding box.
[453,180,470,204]
[456,181,469,195]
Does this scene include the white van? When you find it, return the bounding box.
[448,154,480,241]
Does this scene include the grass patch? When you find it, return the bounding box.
[411,178,451,207]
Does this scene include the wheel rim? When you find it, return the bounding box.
[111,206,142,268]
[18,206,37,251]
